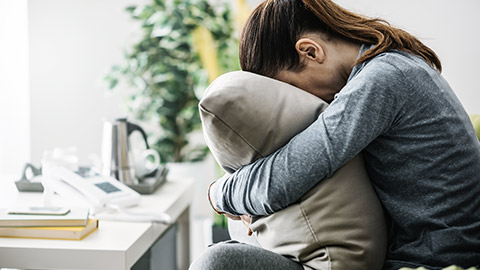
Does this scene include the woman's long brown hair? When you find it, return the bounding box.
[239,0,442,78]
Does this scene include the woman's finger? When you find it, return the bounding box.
[223,213,241,220]
[240,215,253,236]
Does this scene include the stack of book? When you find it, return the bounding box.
[0,207,98,240]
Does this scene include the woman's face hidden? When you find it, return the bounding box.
[274,34,360,103]
[275,68,339,103]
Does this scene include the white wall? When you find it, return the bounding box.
[0,0,30,175]
[28,0,142,166]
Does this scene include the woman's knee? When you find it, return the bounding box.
[189,241,244,270]
[189,240,303,270]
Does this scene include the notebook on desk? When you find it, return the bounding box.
[0,218,98,240]
[0,207,89,227]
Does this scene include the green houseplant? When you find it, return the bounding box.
[105,0,240,163]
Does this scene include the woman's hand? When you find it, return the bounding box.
[223,213,252,236]
[240,215,253,236]
[222,212,240,220]
[208,179,253,236]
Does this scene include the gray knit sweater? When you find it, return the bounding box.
[212,45,480,269]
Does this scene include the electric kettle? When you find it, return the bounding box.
[101,118,152,185]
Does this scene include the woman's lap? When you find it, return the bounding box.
[189,240,304,270]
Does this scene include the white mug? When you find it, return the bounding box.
[133,149,160,179]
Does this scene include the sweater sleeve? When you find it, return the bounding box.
[213,58,406,216]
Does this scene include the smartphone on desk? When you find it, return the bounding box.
[7,206,71,215]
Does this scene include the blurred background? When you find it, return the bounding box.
[1,0,479,262]
[1,0,480,175]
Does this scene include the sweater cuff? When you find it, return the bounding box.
[210,173,230,214]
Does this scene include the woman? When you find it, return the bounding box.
[191,0,480,269]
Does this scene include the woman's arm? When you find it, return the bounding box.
[212,59,405,216]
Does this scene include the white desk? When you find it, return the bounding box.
[0,176,194,270]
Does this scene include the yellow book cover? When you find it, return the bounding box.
[0,219,98,240]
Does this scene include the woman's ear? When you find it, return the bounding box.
[295,38,325,63]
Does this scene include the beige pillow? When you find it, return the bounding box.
[199,71,387,270]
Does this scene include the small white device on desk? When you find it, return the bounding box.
[41,165,171,224]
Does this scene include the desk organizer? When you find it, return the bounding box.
[126,166,169,194]
[15,178,44,192]
[15,163,44,192]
